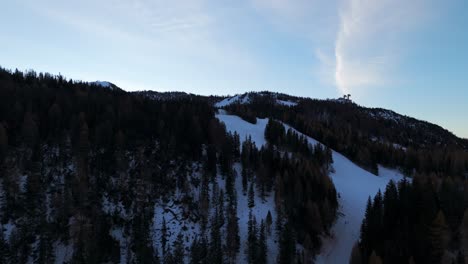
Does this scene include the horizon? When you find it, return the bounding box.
[1,0,467,138]
[3,65,467,140]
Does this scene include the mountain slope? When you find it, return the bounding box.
[217,111,406,263]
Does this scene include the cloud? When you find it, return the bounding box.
[331,0,429,95]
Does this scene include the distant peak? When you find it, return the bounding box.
[90,81,114,89]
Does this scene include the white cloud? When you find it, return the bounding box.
[332,0,429,95]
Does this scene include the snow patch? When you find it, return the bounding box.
[216,113,268,149]
[214,94,252,107]
[54,241,74,264]
[233,163,278,263]
[276,99,297,107]
[217,114,407,263]
[90,81,113,89]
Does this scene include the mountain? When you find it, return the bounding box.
[0,68,467,263]
[89,81,123,91]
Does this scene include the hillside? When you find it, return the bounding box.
[0,68,467,263]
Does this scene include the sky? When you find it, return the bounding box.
[1,0,467,138]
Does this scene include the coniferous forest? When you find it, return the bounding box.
[0,68,468,264]
[0,68,338,263]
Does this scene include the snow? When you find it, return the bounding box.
[276,99,297,107]
[215,94,298,108]
[152,199,202,259]
[392,143,407,151]
[2,220,16,241]
[90,81,113,89]
[283,124,407,263]
[18,174,28,193]
[217,114,407,263]
[216,113,269,149]
[233,163,278,263]
[367,109,402,123]
[54,241,73,264]
[215,113,281,261]
[110,227,129,263]
[214,94,252,107]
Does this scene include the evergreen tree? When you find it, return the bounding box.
[172,233,185,264]
[460,209,468,264]
[248,182,255,208]
[349,242,362,264]
[257,220,267,264]
[429,211,450,263]
[0,226,8,264]
[0,123,7,163]
[278,222,295,264]
[209,207,223,264]
[226,205,240,262]
[360,197,372,257]
[190,238,202,264]
[368,250,383,264]
[247,210,258,264]
[266,210,273,236]
[190,236,208,264]
[35,231,55,264]
[161,217,168,257]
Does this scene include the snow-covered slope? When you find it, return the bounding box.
[215,94,252,108]
[276,99,297,107]
[215,93,298,108]
[315,164,406,263]
[90,81,114,89]
[216,113,269,148]
[283,123,406,263]
[217,112,407,263]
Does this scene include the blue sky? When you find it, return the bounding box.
[1,0,467,138]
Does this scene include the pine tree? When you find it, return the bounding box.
[172,233,185,264]
[306,200,323,235]
[368,250,383,264]
[161,217,168,256]
[247,211,258,264]
[0,123,7,163]
[429,211,450,263]
[248,182,255,208]
[226,205,240,262]
[460,209,468,264]
[360,197,372,255]
[278,222,295,264]
[266,211,273,236]
[190,238,201,264]
[0,226,8,264]
[257,220,267,264]
[209,207,223,264]
[190,236,208,264]
[21,112,38,150]
[35,229,55,264]
[349,242,362,264]
[225,169,235,202]
[242,167,248,195]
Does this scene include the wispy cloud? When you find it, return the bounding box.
[331,0,429,95]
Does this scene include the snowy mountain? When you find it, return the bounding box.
[215,92,298,108]
[1,68,467,264]
[217,111,407,263]
[90,81,117,89]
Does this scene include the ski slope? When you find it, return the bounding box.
[217,112,407,263]
[216,113,269,149]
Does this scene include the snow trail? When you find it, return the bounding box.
[217,113,407,263]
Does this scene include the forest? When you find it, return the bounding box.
[1,68,468,263]
[0,68,337,263]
